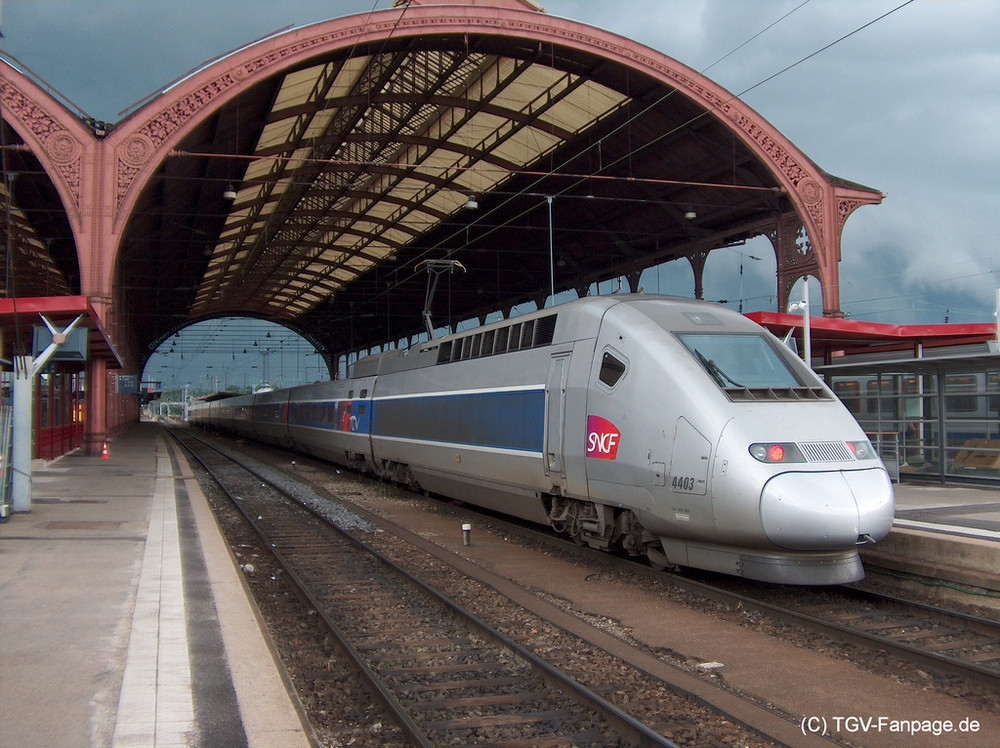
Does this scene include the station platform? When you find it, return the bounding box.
[0,424,997,747]
[0,422,311,748]
[860,482,1000,602]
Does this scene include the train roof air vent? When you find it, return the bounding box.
[726,386,831,402]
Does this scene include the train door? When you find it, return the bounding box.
[544,353,570,477]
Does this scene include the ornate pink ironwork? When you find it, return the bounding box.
[0,78,85,215]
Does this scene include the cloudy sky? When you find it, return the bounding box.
[2,0,998,384]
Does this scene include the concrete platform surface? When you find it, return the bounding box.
[0,422,310,748]
[892,482,999,536]
[863,481,1000,593]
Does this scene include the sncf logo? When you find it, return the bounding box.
[586,415,620,460]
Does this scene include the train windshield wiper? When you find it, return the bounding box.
[695,349,745,388]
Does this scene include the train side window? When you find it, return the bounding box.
[359,389,368,398]
[599,351,627,388]
[865,380,895,416]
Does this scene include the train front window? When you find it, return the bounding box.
[679,334,802,390]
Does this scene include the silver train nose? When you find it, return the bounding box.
[759,468,893,550]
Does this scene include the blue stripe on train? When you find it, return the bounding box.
[372,389,545,452]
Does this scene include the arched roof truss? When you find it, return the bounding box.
[1,0,883,371]
[192,45,629,323]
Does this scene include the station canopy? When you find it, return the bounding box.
[3,0,880,370]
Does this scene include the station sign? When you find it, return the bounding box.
[116,374,139,394]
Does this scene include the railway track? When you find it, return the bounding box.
[171,429,680,747]
[473,509,1000,695]
[431,501,1000,695]
[178,423,1000,743]
[177,423,1000,742]
[738,583,1000,689]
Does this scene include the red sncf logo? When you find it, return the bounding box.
[586,415,620,460]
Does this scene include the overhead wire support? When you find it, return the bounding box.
[416,259,465,340]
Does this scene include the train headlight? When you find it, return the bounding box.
[847,440,877,460]
[749,442,805,463]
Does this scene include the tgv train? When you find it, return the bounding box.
[189,295,894,584]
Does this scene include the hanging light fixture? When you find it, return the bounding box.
[223,183,237,201]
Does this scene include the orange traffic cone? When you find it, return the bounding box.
[101,441,110,459]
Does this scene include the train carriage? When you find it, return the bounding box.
[251,388,293,448]
[368,303,591,524]
[285,377,376,469]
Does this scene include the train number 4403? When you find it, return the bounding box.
[671,475,697,492]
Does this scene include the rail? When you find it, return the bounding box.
[170,428,680,747]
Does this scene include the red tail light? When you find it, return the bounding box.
[750,442,806,463]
